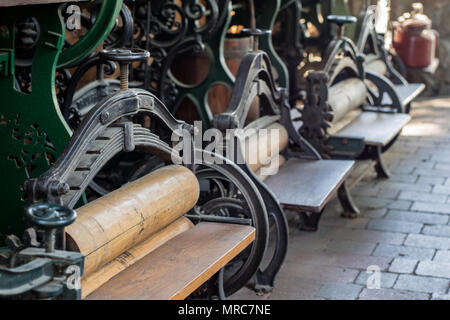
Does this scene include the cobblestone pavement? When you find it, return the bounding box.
[231,97,450,300]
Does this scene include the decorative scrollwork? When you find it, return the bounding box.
[127,0,224,105]
[55,69,72,107]
[59,55,118,128]
[298,71,334,156]
[297,39,364,156]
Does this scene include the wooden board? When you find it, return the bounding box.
[0,0,86,6]
[381,83,425,107]
[334,112,411,146]
[86,223,255,300]
[81,217,194,299]
[263,159,354,213]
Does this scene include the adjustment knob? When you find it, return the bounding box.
[25,203,77,252]
[26,203,76,229]
[99,48,150,91]
[326,15,358,38]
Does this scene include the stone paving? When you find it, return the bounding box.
[231,97,450,300]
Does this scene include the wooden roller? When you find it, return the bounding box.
[365,54,388,75]
[66,165,200,276]
[242,122,289,173]
[82,217,194,298]
[255,155,286,182]
[328,78,368,123]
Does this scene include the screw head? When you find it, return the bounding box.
[100,111,110,123]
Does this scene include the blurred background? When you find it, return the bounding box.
[348,0,450,96]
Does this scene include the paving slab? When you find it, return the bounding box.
[232,97,450,300]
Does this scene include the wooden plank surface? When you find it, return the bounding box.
[382,83,425,107]
[0,0,86,6]
[334,112,411,146]
[86,222,255,300]
[264,159,354,212]
[81,217,194,299]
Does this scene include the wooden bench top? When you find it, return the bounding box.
[0,0,86,6]
[333,111,411,147]
[382,83,425,107]
[264,159,354,213]
[85,222,255,300]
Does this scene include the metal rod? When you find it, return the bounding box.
[184,214,253,225]
[119,63,129,90]
[45,229,56,253]
[248,0,258,51]
[144,0,151,90]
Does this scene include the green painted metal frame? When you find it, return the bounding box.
[224,0,288,88]
[0,4,70,242]
[58,0,123,68]
[0,1,122,244]
[169,0,290,128]
[169,1,235,128]
[256,0,289,89]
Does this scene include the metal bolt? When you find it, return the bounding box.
[119,63,129,91]
[99,48,150,92]
[50,181,70,196]
[100,111,110,123]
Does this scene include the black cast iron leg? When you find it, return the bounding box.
[298,210,323,232]
[374,145,391,179]
[217,268,227,300]
[405,103,412,114]
[251,190,289,294]
[338,181,360,218]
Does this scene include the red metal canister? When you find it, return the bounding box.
[392,3,439,68]
[396,19,438,68]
